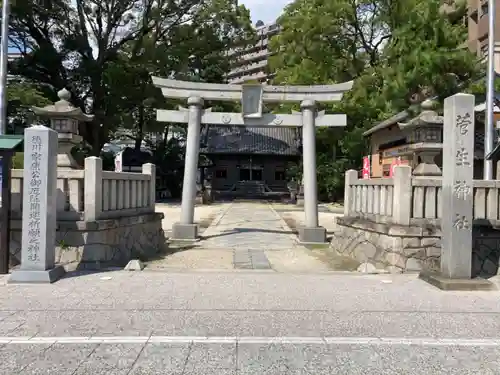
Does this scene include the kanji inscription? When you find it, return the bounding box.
[453,181,471,200]
[27,135,42,263]
[453,214,470,230]
[455,147,470,166]
[456,113,472,135]
[441,93,475,278]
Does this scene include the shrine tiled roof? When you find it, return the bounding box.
[200,126,301,155]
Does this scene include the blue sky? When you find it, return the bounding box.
[241,0,291,24]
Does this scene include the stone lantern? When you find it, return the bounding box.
[31,88,94,169]
[397,99,444,177]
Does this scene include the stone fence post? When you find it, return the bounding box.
[392,165,412,226]
[142,163,156,209]
[344,169,358,217]
[84,157,103,221]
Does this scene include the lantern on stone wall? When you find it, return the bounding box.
[31,88,94,169]
[397,99,443,177]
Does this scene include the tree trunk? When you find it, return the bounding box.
[134,105,145,150]
[83,116,107,156]
[87,74,109,156]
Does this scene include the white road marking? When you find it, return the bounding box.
[1,336,500,346]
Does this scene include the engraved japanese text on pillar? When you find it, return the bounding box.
[27,135,42,262]
[441,94,475,279]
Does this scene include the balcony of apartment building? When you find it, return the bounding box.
[226,24,279,57]
[6,52,23,82]
[227,37,273,59]
[230,48,270,67]
[467,0,485,17]
[8,52,22,62]
[256,23,279,35]
[228,71,269,85]
[470,0,500,43]
[467,0,493,53]
[475,39,500,72]
[227,59,269,80]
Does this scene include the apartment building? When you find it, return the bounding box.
[7,52,23,82]
[467,0,500,70]
[226,21,280,84]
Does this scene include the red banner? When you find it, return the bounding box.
[389,157,408,177]
[362,156,370,179]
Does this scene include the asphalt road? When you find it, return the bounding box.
[2,271,500,374]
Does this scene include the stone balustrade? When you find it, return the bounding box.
[8,155,164,270]
[10,156,156,222]
[336,166,500,275]
[344,167,500,227]
[11,169,85,221]
[85,157,156,221]
[343,169,394,221]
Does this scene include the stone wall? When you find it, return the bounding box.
[332,216,500,276]
[9,212,165,269]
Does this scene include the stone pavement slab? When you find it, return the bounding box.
[128,343,189,374]
[6,309,500,339]
[73,343,143,374]
[2,272,500,337]
[20,343,97,374]
[148,248,235,270]
[233,249,272,270]
[1,340,500,374]
[149,202,332,272]
[200,202,297,250]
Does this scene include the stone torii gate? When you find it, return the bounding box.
[152,78,353,243]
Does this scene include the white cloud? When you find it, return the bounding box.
[240,0,291,24]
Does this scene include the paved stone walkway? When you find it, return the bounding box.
[150,202,331,272]
[201,202,296,250]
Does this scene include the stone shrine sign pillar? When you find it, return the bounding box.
[420,93,494,290]
[9,126,65,283]
[153,78,353,243]
[441,94,474,279]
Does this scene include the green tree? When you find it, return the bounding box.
[269,0,480,201]
[7,81,51,132]
[7,0,252,154]
[105,0,252,150]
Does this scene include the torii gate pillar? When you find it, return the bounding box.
[299,99,325,243]
[172,96,204,241]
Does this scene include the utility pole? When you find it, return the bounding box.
[484,0,496,180]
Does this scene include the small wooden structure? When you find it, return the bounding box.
[363,99,490,178]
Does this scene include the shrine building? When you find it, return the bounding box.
[199,125,301,198]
